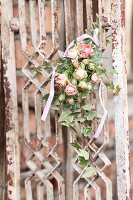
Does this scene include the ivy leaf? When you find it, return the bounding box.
[71,140,81,150]
[82,104,93,111]
[58,110,72,122]
[42,60,51,68]
[78,156,88,168]
[35,67,42,75]
[61,122,69,127]
[114,85,121,96]
[81,127,92,137]
[76,117,86,123]
[78,149,89,160]
[108,83,121,96]
[51,105,60,110]
[66,115,74,125]
[73,102,81,110]
[82,167,97,178]
[96,67,106,78]
[42,93,49,101]
[108,83,114,92]
[86,111,96,121]
[81,91,88,99]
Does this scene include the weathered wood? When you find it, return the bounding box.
[86,0,93,29]
[0,40,7,200]
[29,0,38,48]
[18,0,27,51]
[76,0,84,36]
[111,0,131,199]
[1,0,20,199]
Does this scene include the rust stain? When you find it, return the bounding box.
[120,0,125,27]
[2,59,12,133]
[7,173,14,186]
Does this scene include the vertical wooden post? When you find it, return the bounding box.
[111,0,131,199]
[1,0,20,199]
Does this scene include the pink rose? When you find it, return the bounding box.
[65,84,77,96]
[55,74,68,87]
[65,48,78,59]
[91,73,101,83]
[78,44,94,58]
[73,68,87,80]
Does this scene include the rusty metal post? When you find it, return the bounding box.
[111,0,131,199]
[1,0,20,199]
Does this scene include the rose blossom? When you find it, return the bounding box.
[55,74,68,86]
[78,44,94,58]
[91,73,101,83]
[65,84,77,96]
[73,68,87,80]
[65,48,78,59]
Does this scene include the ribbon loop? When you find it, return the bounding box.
[41,68,55,121]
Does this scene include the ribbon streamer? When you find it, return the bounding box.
[64,29,99,57]
[41,29,104,126]
[41,68,55,121]
[89,81,107,143]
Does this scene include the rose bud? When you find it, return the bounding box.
[59,93,65,101]
[78,81,88,89]
[73,68,87,80]
[71,78,77,85]
[91,73,101,83]
[87,82,93,90]
[65,84,77,96]
[82,59,89,65]
[88,62,96,70]
[71,59,79,68]
[55,74,68,87]
[67,98,74,105]
[78,44,94,58]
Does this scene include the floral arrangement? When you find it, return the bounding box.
[36,23,120,178]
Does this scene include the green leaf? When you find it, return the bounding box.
[81,91,88,99]
[72,102,81,110]
[78,156,88,167]
[82,167,97,178]
[59,93,65,101]
[78,149,89,160]
[76,117,86,123]
[108,83,114,92]
[114,85,121,96]
[82,104,93,111]
[66,115,74,124]
[42,60,51,68]
[86,111,96,121]
[96,67,106,78]
[81,127,92,137]
[51,105,60,110]
[58,110,72,122]
[61,122,69,127]
[35,67,42,75]
[71,140,81,150]
[58,109,75,125]
[42,93,49,101]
